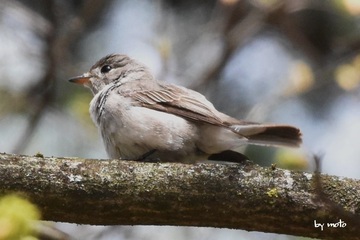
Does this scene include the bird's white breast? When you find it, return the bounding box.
[90,88,199,161]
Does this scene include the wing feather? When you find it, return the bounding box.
[127,84,225,126]
[121,83,302,147]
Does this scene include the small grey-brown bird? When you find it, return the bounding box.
[69,54,302,163]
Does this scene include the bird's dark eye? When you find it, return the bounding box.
[100,65,112,73]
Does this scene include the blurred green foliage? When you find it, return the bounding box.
[0,195,40,240]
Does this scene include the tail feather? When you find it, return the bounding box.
[230,124,302,147]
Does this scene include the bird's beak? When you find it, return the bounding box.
[68,75,90,85]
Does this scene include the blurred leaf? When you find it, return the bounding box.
[275,149,308,171]
[335,56,360,91]
[0,89,27,116]
[285,61,314,96]
[156,37,172,61]
[342,0,360,15]
[67,91,94,127]
[0,195,40,240]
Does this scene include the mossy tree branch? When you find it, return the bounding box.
[0,153,359,239]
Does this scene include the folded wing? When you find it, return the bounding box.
[126,83,302,148]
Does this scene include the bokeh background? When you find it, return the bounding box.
[0,0,359,239]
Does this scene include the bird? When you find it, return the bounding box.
[69,54,302,163]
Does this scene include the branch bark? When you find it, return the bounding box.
[0,153,359,239]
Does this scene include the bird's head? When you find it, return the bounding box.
[69,54,150,94]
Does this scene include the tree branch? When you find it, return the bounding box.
[0,153,359,239]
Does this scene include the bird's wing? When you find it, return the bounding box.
[123,83,302,147]
[126,84,225,126]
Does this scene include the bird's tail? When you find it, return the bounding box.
[230,123,302,148]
